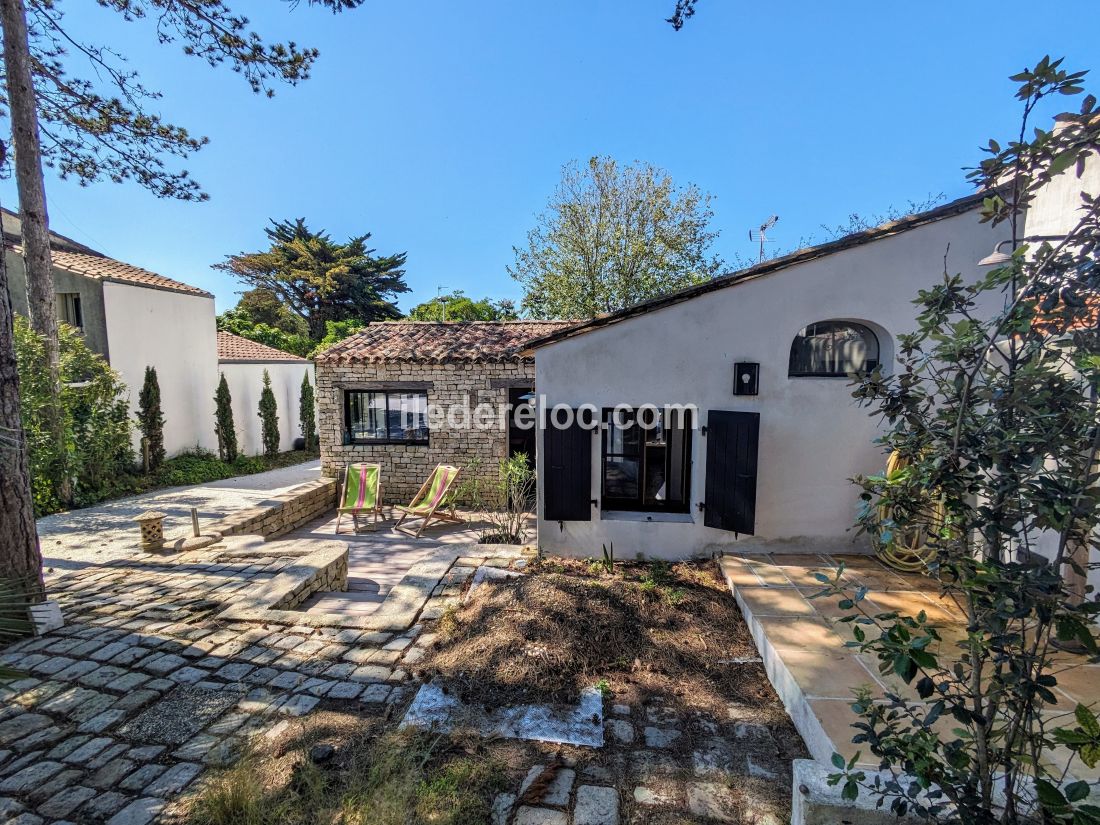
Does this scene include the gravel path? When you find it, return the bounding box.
[37,459,321,570]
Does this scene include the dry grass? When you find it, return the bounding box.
[417,558,775,716]
[184,708,507,825]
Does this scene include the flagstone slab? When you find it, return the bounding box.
[402,682,605,747]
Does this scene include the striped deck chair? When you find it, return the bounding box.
[393,464,464,538]
[335,463,384,534]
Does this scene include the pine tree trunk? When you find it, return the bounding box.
[1,0,68,505]
[0,152,45,588]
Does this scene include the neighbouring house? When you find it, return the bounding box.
[315,321,573,503]
[217,331,315,456]
[526,193,1012,560]
[2,209,218,456]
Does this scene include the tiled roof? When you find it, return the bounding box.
[217,331,310,363]
[315,321,576,364]
[10,244,213,298]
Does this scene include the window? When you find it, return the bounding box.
[57,293,83,330]
[602,407,692,513]
[788,320,879,377]
[344,390,429,444]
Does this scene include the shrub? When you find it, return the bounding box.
[258,369,280,458]
[821,59,1100,823]
[13,317,134,514]
[299,371,317,451]
[137,365,165,470]
[459,454,535,544]
[213,373,238,463]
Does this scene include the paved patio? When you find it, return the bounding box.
[719,552,1100,784]
[37,459,322,569]
[0,518,537,824]
[286,509,535,616]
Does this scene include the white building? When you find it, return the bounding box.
[527,193,1011,559]
[217,331,314,456]
[3,210,218,456]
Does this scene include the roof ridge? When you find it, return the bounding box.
[522,190,990,352]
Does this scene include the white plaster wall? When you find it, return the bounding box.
[102,282,218,456]
[220,361,314,456]
[535,208,1010,559]
[1023,143,1100,592]
[1025,140,1100,241]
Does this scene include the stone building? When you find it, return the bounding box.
[315,321,572,503]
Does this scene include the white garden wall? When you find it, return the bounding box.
[102,282,219,457]
[534,206,1009,559]
[220,361,315,456]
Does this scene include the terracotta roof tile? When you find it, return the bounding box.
[217,331,310,363]
[18,245,213,298]
[315,321,576,364]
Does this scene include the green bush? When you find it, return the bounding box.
[258,369,280,458]
[299,370,316,451]
[14,317,134,514]
[214,373,238,462]
[149,448,268,487]
[137,365,165,470]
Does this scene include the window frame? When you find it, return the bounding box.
[58,292,83,330]
[600,406,693,514]
[787,320,880,378]
[343,389,430,446]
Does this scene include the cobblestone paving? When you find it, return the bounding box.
[488,697,795,825]
[0,546,437,824]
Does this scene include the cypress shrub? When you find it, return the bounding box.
[258,369,280,458]
[299,371,317,452]
[137,366,166,470]
[214,373,238,462]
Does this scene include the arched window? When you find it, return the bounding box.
[788,320,880,377]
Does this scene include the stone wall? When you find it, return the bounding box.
[272,551,349,610]
[317,359,534,503]
[207,478,338,539]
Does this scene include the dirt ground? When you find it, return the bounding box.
[181,558,806,824]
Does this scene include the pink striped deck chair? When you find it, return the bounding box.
[335,463,384,534]
[393,464,464,538]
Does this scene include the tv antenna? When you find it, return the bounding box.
[749,215,779,264]
[436,286,450,322]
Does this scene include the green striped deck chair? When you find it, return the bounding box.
[335,463,384,534]
[394,464,464,538]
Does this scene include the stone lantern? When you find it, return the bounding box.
[134,510,167,550]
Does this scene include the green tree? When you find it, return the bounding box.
[819,59,1100,823]
[213,373,237,463]
[408,291,519,322]
[14,316,133,516]
[509,157,723,319]
[0,0,364,580]
[299,371,317,453]
[216,219,410,342]
[216,308,313,358]
[136,366,165,471]
[258,370,279,459]
[235,288,309,335]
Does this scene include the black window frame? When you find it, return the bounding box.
[343,389,430,446]
[788,320,880,378]
[600,406,693,514]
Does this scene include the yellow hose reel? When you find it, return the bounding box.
[875,451,947,573]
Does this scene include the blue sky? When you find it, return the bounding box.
[3,0,1097,313]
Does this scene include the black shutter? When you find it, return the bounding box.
[704,410,759,534]
[542,412,592,521]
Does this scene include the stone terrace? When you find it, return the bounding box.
[0,534,530,825]
[718,551,1100,818]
